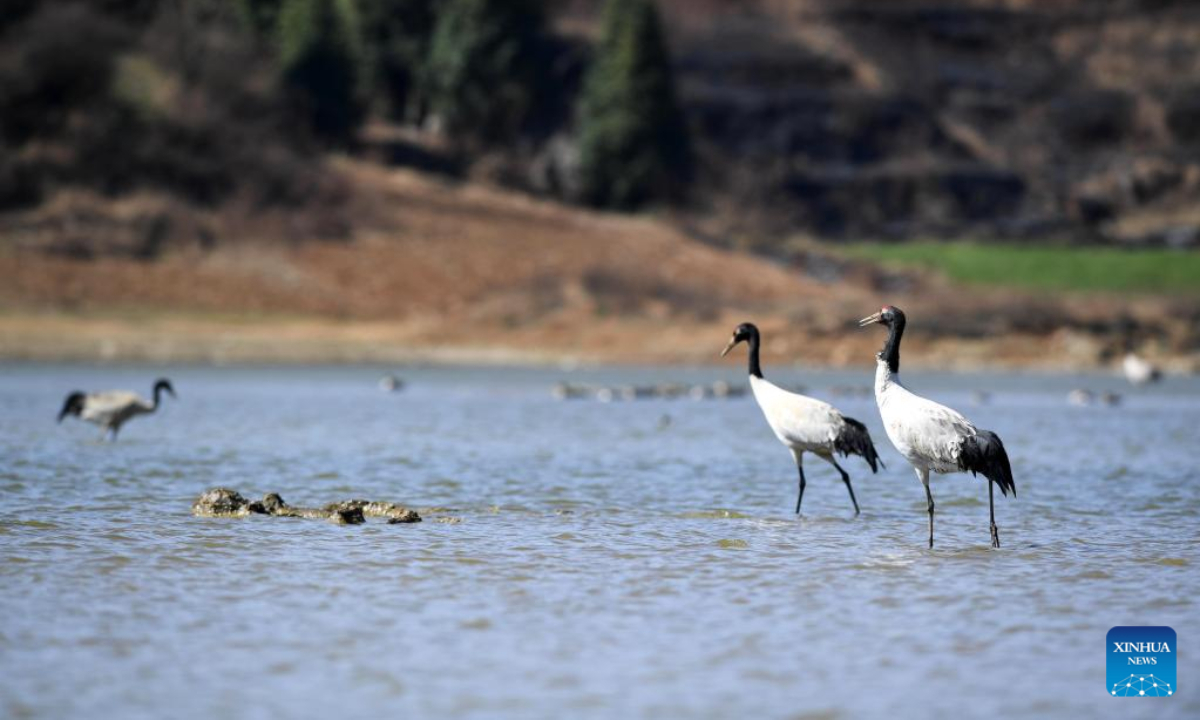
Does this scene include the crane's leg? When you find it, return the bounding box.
[826,455,860,516]
[792,450,807,514]
[989,480,1000,548]
[918,467,934,548]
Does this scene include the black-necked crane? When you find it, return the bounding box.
[721,322,881,516]
[58,378,176,441]
[859,306,1015,548]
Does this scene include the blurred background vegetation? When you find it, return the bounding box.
[1,0,1198,366]
[7,0,1200,246]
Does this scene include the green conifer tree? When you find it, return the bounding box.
[277,0,365,145]
[577,0,690,209]
[357,0,436,121]
[424,0,545,146]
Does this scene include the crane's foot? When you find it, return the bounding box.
[990,522,1001,549]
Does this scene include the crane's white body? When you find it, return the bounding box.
[746,373,874,515]
[77,392,158,437]
[873,360,976,475]
[723,321,876,514]
[749,375,847,457]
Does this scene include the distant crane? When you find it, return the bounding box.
[859,307,1015,548]
[721,322,881,515]
[1122,352,1161,386]
[58,378,176,441]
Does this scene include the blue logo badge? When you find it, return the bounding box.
[1108,626,1176,697]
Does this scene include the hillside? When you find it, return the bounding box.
[9,1,1200,251]
[0,159,851,364]
[556,0,1200,244]
[2,159,1195,370]
[2,1,1199,371]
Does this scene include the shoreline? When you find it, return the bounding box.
[3,311,1196,374]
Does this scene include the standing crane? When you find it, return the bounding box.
[722,322,881,516]
[58,378,176,441]
[859,307,1015,548]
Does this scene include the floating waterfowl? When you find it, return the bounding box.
[379,375,405,392]
[1067,389,1094,407]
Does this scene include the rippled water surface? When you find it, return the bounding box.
[1,363,1197,719]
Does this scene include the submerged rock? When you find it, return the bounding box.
[325,500,421,523]
[246,492,287,515]
[192,487,251,518]
[330,506,366,525]
[193,489,421,525]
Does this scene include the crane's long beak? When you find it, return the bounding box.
[858,312,883,327]
[720,337,739,357]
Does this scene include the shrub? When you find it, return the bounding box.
[0,1,338,215]
[0,2,130,144]
[237,0,284,38]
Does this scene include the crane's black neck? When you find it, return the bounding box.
[744,330,763,379]
[151,381,171,411]
[881,316,905,374]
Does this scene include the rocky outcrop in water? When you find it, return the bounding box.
[192,488,421,525]
[192,488,252,518]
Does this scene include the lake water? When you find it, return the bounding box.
[1,363,1197,719]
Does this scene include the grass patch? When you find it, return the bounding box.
[838,242,1200,295]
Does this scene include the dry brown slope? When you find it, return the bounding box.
[0,159,875,364]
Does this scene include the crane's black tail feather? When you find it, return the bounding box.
[959,430,1016,497]
[835,417,883,473]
